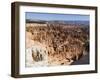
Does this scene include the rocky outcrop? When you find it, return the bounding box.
[26,23,89,67]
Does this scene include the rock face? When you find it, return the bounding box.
[26,42,48,67]
[25,22,89,67]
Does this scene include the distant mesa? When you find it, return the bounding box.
[26,19,89,26]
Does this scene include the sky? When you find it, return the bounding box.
[26,12,89,21]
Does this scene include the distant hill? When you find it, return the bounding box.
[26,19,46,24]
[26,19,89,26]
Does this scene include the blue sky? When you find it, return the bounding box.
[26,12,89,21]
